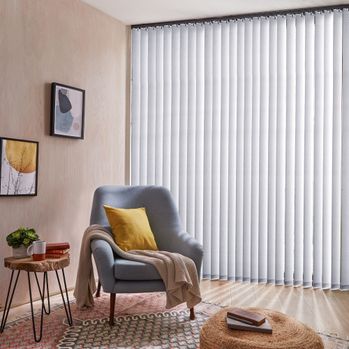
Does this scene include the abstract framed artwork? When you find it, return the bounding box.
[0,137,39,196]
[50,82,85,139]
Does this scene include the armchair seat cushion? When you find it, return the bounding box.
[114,257,162,281]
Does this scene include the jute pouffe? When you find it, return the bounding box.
[200,308,324,349]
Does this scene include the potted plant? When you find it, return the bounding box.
[6,227,39,258]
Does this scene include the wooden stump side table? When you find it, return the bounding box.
[0,255,72,342]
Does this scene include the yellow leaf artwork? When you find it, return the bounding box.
[5,140,37,173]
[0,138,38,196]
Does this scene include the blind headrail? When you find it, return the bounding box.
[131,4,349,29]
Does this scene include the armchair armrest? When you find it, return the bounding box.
[91,239,115,293]
[168,232,203,276]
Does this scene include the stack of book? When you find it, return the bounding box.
[45,242,70,259]
[226,308,272,334]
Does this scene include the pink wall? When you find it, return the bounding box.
[0,0,129,307]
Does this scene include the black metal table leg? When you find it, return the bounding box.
[55,269,73,326]
[28,271,46,342]
[0,270,20,333]
[34,272,50,314]
[2,255,71,343]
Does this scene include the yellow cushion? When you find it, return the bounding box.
[103,205,158,252]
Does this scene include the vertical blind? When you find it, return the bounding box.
[131,9,349,289]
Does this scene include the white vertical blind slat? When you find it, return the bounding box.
[179,26,189,230]
[228,22,238,280]
[139,30,149,185]
[131,29,141,184]
[162,27,172,189]
[322,12,334,288]
[275,16,287,285]
[303,14,315,287]
[267,18,277,283]
[331,11,342,289]
[314,13,325,288]
[220,22,230,279]
[155,28,164,185]
[235,20,245,281]
[341,9,349,289]
[194,25,205,246]
[147,29,156,184]
[202,24,213,277]
[186,25,197,240]
[170,27,180,203]
[251,18,261,283]
[285,15,296,285]
[211,23,222,278]
[243,20,253,281]
[294,15,305,285]
[258,18,269,283]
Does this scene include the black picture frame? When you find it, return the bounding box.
[50,82,85,139]
[0,137,39,197]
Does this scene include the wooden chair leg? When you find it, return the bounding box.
[109,293,116,326]
[190,307,195,320]
[95,281,101,298]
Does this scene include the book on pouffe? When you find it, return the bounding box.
[227,308,266,326]
[226,316,273,334]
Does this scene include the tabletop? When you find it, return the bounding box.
[4,255,70,272]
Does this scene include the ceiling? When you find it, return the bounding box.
[81,0,349,25]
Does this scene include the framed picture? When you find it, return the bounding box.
[50,82,85,139]
[0,137,39,196]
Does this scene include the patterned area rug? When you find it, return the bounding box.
[58,310,208,348]
[0,292,348,348]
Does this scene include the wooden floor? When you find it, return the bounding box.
[200,279,349,338]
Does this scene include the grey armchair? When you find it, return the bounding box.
[90,185,203,325]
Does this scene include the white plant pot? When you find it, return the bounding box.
[12,245,28,259]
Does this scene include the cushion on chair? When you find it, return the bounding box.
[114,258,162,281]
[104,205,158,251]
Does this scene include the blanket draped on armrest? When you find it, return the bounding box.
[74,224,202,310]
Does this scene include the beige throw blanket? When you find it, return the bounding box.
[74,225,201,309]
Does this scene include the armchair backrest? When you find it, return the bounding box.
[90,185,182,250]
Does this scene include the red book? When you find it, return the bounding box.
[45,253,69,259]
[46,249,70,255]
[46,242,70,251]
